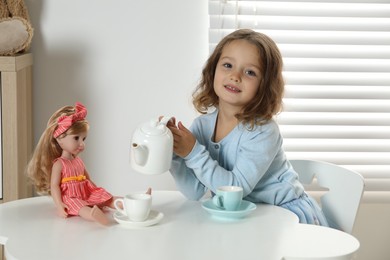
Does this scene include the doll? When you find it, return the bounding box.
[27,102,150,226]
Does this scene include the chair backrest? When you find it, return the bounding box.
[289,159,365,234]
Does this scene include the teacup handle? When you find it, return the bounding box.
[212,195,225,209]
[114,198,126,215]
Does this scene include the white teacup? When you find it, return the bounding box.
[114,193,152,222]
[212,186,243,211]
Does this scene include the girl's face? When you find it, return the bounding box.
[56,132,87,157]
[213,39,262,111]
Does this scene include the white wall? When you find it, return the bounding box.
[26,0,208,195]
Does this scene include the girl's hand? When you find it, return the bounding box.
[159,116,176,129]
[56,203,69,218]
[166,117,176,129]
[168,121,196,158]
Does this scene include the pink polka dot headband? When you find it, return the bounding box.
[53,102,87,138]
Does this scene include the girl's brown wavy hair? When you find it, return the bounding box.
[193,29,284,128]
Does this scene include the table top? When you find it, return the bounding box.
[0,191,359,260]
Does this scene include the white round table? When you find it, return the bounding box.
[0,191,360,260]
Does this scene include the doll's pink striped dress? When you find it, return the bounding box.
[55,157,113,215]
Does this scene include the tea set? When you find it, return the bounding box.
[130,116,173,175]
[114,116,257,228]
[202,186,257,220]
[113,193,164,228]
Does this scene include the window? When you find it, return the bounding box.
[209,0,390,202]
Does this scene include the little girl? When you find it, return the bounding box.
[167,29,328,226]
[28,102,122,226]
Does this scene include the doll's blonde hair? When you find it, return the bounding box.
[193,29,284,128]
[27,105,89,195]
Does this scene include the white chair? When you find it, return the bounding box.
[289,159,365,234]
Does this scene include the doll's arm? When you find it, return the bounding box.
[50,162,68,218]
[84,169,97,186]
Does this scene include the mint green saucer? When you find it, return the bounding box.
[202,199,257,219]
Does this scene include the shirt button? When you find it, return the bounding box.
[214,144,219,149]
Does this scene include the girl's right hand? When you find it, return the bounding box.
[159,116,196,157]
[168,121,196,158]
[159,116,176,129]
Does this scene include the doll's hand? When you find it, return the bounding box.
[145,187,152,195]
[168,121,196,158]
[56,203,69,218]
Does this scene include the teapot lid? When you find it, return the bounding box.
[140,119,168,136]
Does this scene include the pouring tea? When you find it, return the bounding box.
[130,116,173,175]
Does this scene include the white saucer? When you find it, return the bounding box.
[202,199,257,220]
[113,210,164,228]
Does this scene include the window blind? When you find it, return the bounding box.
[209,0,390,203]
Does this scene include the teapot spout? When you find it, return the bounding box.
[131,143,148,166]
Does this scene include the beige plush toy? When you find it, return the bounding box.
[0,0,33,56]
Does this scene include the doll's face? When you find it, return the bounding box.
[56,131,87,157]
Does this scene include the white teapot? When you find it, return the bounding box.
[130,116,173,175]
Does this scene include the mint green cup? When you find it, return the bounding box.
[212,186,243,211]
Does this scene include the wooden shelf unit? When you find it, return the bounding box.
[0,53,33,204]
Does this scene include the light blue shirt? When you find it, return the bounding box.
[170,109,305,206]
